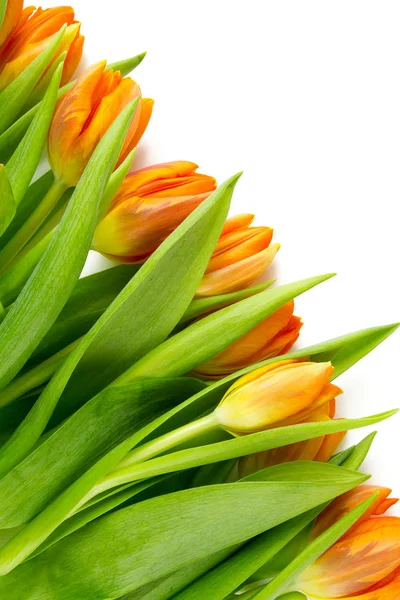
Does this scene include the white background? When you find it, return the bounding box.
[47,0,399,510]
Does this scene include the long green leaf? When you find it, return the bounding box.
[0,52,147,161]
[0,99,140,476]
[5,62,62,208]
[89,410,393,496]
[0,164,15,237]
[253,494,377,599]
[0,463,367,595]
[119,273,335,381]
[0,378,205,528]
[44,174,239,428]
[0,171,54,250]
[0,26,65,135]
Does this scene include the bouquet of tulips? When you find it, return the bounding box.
[0,1,398,599]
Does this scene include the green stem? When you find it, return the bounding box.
[79,413,220,507]
[0,230,55,305]
[0,179,68,274]
[0,339,80,408]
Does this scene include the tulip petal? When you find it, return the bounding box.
[196,243,280,297]
[221,213,255,235]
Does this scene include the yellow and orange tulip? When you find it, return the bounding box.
[0,6,84,91]
[196,214,280,297]
[0,0,22,50]
[237,404,346,476]
[298,516,400,598]
[313,484,399,539]
[92,161,216,262]
[214,359,342,435]
[193,301,302,378]
[48,61,153,187]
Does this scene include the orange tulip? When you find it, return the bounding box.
[0,0,22,49]
[193,300,302,378]
[237,406,346,476]
[92,161,216,262]
[196,214,280,297]
[298,517,400,598]
[214,359,342,435]
[0,6,84,91]
[48,61,153,187]
[313,485,399,539]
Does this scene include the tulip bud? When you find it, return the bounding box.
[196,214,280,297]
[48,61,153,187]
[193,301,302,378]
[92,161,216,261]
[298,517,400,598]
[313,485,399,539]
[215,360,341,435]
[0,0,22,49]
[0,6,84,91]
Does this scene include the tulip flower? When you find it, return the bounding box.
[214,359,342,435]
[313,484,399,539]
[0,6,84,92]
[193,300,302,378]
[237,405,346,476]
[196,214,280,297]
[0,0,22,50]
[92,161,216,262]
[298,516,400,598]
[48,60,153,187]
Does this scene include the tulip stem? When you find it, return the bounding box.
[75,413,221,510]
[0,338,80,408]
[0,179,68,275]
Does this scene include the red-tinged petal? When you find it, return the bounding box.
[93,191,211,262]
[299,518,400,598]
[0,0,23,48]
[119,97,154,163]
[313,486,398,540]
[206,227,273,273]
[221,214,255,235]
[196,243,280,297]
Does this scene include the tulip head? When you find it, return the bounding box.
[92,161,216,262]
[298,517,400,598]
[0,0,22,49]
[313,485,399,539]
[0,6,84,91]
[214,359,341,435]
[193,301,302,379]
[195,214,280,297]
[48,61,153,187]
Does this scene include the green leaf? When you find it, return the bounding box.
[0,52,147,162]
[45,174,239,427]
[0,164,15,237]
[88,410,392,495]
[4,62,63,209]
[0,378,205,528]
[0,26,65,135]
[252,493,377,599]
[120,273,335,381]
[0,0,7,31]
[0,99,140,476]
[0,463,366,594]
[0,171,54,250]
[180,281,275,324]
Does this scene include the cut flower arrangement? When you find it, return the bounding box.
[0,1,398,599]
